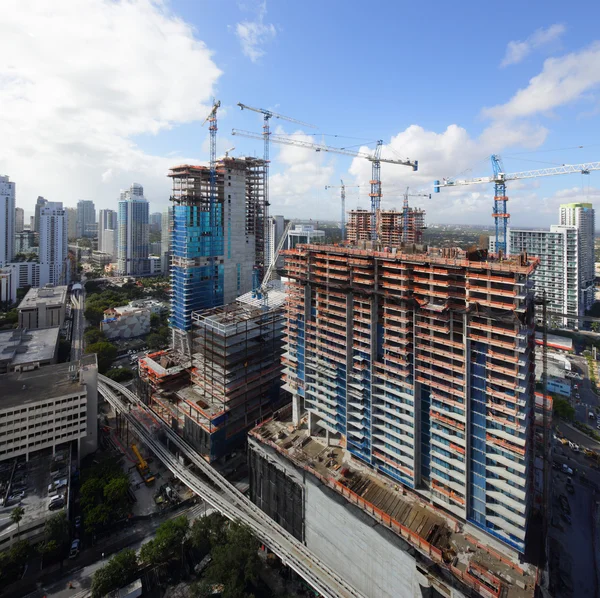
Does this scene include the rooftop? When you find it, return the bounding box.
[0,327,60,368]
[18,285,68,310]
[0,354,96,409]
[250,408,537,598]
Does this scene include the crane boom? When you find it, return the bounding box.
[434,156,600,254]
[233,129,418,168]
[237,103,316,128]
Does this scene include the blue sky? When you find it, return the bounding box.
[2,0,600,226]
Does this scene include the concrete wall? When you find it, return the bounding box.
[248,439,466,598]
[101,309,150,340]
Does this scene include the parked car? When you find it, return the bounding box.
[9,490,25,500]
[69,539,80,559]
[74,516,81,529]
[562,464,574,475]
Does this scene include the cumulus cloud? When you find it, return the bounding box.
[344,122,549,224]
[235,1,277,62]
[269,130,336,219]
[485,41,600,120]
[501,24,565,67]
[0,0,221,212]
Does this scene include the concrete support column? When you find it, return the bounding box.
[326,429,330,447]
[292,393,301,427]
[308,410,317,436]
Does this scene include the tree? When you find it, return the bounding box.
[106,367,133,382]
[150,312,161,329]
[190,512,227,556]
[85,305,106,326]
[592,322,600,333]
[84,327,106,345]
[86,341,117,373]
[91,549,138,598]
[10,506,24,536]
[146,333,165,350]
[45,511,70,549]
[140,516,189,566]
[205,521,260,598]
[553,397,575,421]
[104,477,130,514]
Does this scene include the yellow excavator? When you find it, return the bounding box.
[131,444,155,485]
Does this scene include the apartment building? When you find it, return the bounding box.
[281,243,537,554]
[0,175,15,267]
[17,285,68,330]
[39,201,69,287]
[118,184,150,276]
[347,207,426,246]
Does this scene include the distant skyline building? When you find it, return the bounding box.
[66,207,78,240]
[34,196,48,234]
[76,199,96,238]
[150,212,162,234]
[117,183,149,276]
[39,201,69,287]
[286,224,325,249]
[559,202,595,311]
[0,175,16,267]
[98,209,118,257]
[161,207,172,275]
[15,207,24,233]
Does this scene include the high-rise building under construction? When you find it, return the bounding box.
[281,243,537,553]
[347,207,426,246]
[168,157,266,355]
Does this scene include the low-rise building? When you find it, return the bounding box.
[17,285,68,330]
[286,224,325,249]
[0,261,40,304]
[101,302,151,340]
[91,250,113,269]
[0,354,98,462]
[535,353,572,397]
[0,327,60,374]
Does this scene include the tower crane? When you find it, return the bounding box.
[434,155,600,254]
[237,103,316,280]
[402,187,430,243]
[325,179,360,242]
[232,129,419,242]
[202,99,221,308]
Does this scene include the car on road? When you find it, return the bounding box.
[9,490,25,500]
[75,516,81,529]
[562,463,574,475]
[561,512,572,525]
[69,539,80,559]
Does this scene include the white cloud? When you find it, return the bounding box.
[0,0,221,212]
[235,1,277,62]
[344,122,548,224]
[501,24,565,67]
[269,130,336,218]
[485,41,600,120]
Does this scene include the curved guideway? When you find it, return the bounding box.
[97,376,364,598]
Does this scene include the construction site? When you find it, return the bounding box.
[346,206,426,246]
[139,284,288,462]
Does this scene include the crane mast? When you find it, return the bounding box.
[434,157,600,254]
[325,179,359,242]
[237,104,316,280]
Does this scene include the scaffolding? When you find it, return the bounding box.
[347,207,426,247]
[282,242,538,554]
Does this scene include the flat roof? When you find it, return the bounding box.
[0,327,59,367]
[251,410,537,598]
[0,354,96,409]
[18,285,68,310]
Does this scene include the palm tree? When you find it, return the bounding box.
[10,506,25,537]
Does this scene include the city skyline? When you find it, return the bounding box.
[1,1,600,226]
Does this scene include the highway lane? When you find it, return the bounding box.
[97,379,365,598]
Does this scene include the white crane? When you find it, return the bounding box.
[434,155,600,253]
[237,103,316,280]
[232,129,418,242]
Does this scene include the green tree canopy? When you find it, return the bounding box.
[44,511,70,548]
[553,397,575,421]
[105,367,133,382]
[85,305,107,326]
[86,341,117,373]
[91,549,138,598]
[146,333,165,350]
[205,521,260,598]
[140,516,189,566]
[84,327,106,344]
[10,506,25,535]
[190,512,228,556]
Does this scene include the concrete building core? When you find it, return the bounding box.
[279,242,538,555]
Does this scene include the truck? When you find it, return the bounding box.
[131,444,155,485]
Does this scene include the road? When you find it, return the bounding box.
[567,355,599,424]
[23,503,213,598]
[97,377,365,598]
